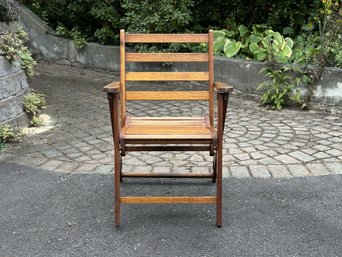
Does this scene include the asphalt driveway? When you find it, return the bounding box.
[0,162,341,257]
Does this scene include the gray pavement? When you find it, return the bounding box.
[0,162,341,257]
[0,62,341,177]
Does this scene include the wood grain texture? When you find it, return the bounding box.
[120,196,216,204]
[126,53,208,62]
[122,116,215,143]
[125,72,209,81]
[214,82,234,93]
[103,81,120,93]
[125,146,211,152]
[125,34,208,43]
[120,29,126,127]
[208,30,214,126]
[122,173,213,178]
[126,91,209,101]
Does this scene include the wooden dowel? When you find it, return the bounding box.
[120,196,216,204]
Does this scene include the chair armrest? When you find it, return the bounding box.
[214,82,234,94]
[103,82,120,93]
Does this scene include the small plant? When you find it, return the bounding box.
[23,92,46,117]
[56,24,86,49]
[257,66,310,109]
[23,92,46,127]
[0,124,17,149]
[0,29,37,77]
[30,116,44,127]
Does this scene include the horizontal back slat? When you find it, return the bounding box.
[126,53,208,62]
[125,34,208,43]
[126,91,209,101]
[126,72,209,81]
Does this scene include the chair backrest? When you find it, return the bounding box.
[120,29,214,127]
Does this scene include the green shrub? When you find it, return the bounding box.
[257,66,308,109]
[30,116,44,127]
[0,124,17,149]
[56,24,86,49]
[23,92,46,117]
[214,25,294,63]
[25,0,122,45]
[0,124,16,142]
[121,0,193,33]
[23,0,322,52]
[191,0,321,34]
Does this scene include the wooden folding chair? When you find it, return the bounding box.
[104,29,233,227]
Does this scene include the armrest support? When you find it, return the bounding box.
[215,82,232,138]
[214,82,234,94]
[103,82,120,93]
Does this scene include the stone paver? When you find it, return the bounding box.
[249,165,271,178]
[2,62,342,178]
[287,164,310,177]
[324,162,342,174]
[267,165,292,178]
[229,166,251,178]
[306,163,330,176]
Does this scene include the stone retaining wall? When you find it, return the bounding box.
[0,57,29,127]
[19,4,342,108]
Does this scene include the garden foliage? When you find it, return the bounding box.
[24,0,324,46]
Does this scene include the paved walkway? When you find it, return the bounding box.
[1,62,341,177]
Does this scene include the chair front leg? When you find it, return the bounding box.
[216,92,230,227]
[107,92,121,227]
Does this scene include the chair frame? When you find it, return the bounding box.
[104,29,233,227]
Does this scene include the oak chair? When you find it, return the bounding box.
[104,29,233,227]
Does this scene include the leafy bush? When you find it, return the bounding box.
[191,0,321,34]
[23,0,323,54]
[0,29,37,77]
[0,0,20,23]
[25,0,123,45]
[56,24,86,49]
[214,25,294,63]
[0,124,16,142]
[30,116,44,127]
[121,0,193,33]
[290,1,341,67]
[23,92,46,116]
[257,66,308,109]
[0,124,17,149]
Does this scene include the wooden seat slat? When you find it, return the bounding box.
[122,116,214,142]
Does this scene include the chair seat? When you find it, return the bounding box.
[121,116,216,144]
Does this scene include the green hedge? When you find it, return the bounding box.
[23,0,322,45]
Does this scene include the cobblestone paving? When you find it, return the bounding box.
[1,62,341,178]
